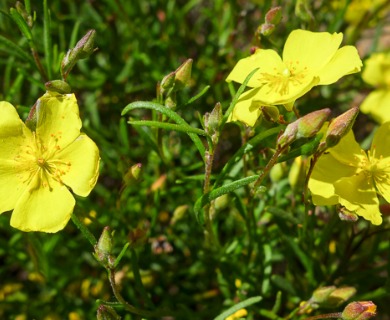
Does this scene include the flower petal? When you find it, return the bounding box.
[11,178,75,232]
[362,53,390,87]
[0,102,33,213]
[226,49,284,87]
[309,151,357,205]
[334,174,382,225]
[0,101,25,138]
[228,88,263,126]
[318,46,362,85]
[371,121,390,158]
[35,92,82,150]
[56,133,100,197]
[283,30,343,73]
[328,129,366,165]
[360,90,390,123]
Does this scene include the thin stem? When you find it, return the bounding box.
[108,268,163,318]
[71,213,97,247]
[303,312,342,320]
[251,144,289,194]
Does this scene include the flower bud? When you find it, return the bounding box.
[259,23,275,36]
[97,305,121,320]
[311,286,337,304]
[94,227,115,268]
[123,163,142,187]
[325,106,359,149]
[296,108,331,139]
[338,207,359,222]
[45,80,71,94]
[174,58,193,91]
[61,29,97,79]
[277,108,330,147]
[204,102,222,137]
[341,301,377,320]
[265,6,282,25]
[309,286,356,309]
[160,71,176,94]
[171,205,189,225]
[261,105,280,123]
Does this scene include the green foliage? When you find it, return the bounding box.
[0,0,389,319]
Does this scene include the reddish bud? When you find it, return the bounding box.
[341,301,377,320]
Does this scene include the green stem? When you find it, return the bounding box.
[71,213,97,246]
[303,313,342,320]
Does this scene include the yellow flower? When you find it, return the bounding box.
[226,29,362,126]
[0,92,100,232]
[308,123,390,225]
[360,52,390,123]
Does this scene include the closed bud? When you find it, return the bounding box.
[160,71,176,93]
[325,107,359,149]
[174,59,192,91]
[45,80,71,94]
[310,285,356,309]
[123,163,142,187]
[261,105,280,123]
[171,205,188,225]
[278,108,330,147]
[296,108,331,139]
[94,227,115,268]
[259,23,275,36]
[338,207,359,222]
[97,305,121,320]
[265,6,282,25]
[311,286,337,304]
[341,301,377,320]
[204,102,222,137]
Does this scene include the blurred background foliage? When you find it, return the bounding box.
[0,0,389,319]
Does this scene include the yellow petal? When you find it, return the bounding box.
[0,102,32,213]
[11,177,75,232]
[328,129,366,165]
[318,46,362,85]
[229,88,262,126]
[362,53,390,87]
[360,90,390,123]
[226,49,284,87]
[35,92,82,150]
[283,30,343,73]
[371,122,390,158]
[309,151,357,205]
[56,133,100,197]
[334,174,382,225]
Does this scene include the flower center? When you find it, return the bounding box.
[15,131,72,191]
[258,60,308,96]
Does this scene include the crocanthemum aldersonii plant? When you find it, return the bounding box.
[308,122,390,225]
[0,92,100,232]
[360,52,390,123]
[226,29,362,126]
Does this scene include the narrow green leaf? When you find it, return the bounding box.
[213,296,262,320]
[122,101,206,160]
[10,8,32,41]
[194,175,259,222]
[185,85,210,105]
[43,0,52,79]
[0,35,35,65]
[129,120,208,136]
[214,127,280,187]
[221,67,259,127]
[277,133,323,163]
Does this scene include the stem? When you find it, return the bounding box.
[108,268,164,318]
[203,149,220,248]
[303,313,342,320]
[251,144,289,194]
[31,47,48,82]
[71,213,97,246]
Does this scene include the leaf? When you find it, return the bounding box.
[122,101,206,160]
[213,296,262,320]
[10,8,32,41]
[194,175,259,223]
[0,35,35,65]
[128,120,208,136]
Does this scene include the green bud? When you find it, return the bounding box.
[160,71,176,94]
[123,163,142,187]
[61,29,97,79]
[325,107,359,149]
[97,305,121,320]
[296,108,331,139]
[171,205,189,225]
[261,105,280,123]
[311,286,337,304]
[310,285,356,308]
[341,301,377,320]
[265,6,282,25]
[214,194,229,211]
[204,102,222,137]
[174,58,192,91]
[270,162,285,182]
[259,23,275,36]
[45,80,71,94]
[94,227,115,268]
